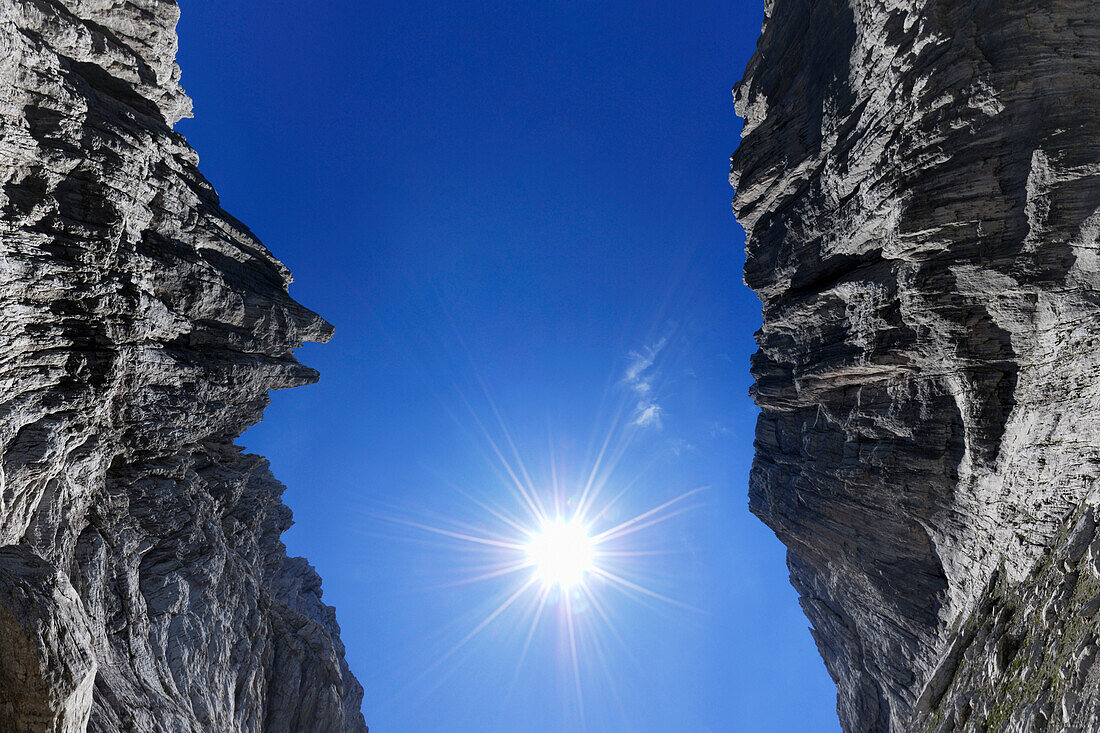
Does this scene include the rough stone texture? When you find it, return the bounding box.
[0,1,366,730]
[732,0,1099,731]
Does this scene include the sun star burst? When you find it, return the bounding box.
[526,518,595,589]
[371,386,707,721]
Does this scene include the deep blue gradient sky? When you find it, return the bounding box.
[176,2,839,731]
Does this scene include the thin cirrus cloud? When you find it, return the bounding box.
[624,335,668,428]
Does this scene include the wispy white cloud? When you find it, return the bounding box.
[633,403,663,428]
[624,336,669,428]
[708,420,732,439]
[668,438,696,457]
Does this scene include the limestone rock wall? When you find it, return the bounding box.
[731,1,1099,731]
[0,1,365,730]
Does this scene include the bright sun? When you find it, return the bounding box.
[526,519,594,589]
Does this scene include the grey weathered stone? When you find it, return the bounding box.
[0,0,365,730]
[732,0,1099,730]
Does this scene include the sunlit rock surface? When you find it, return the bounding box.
[732,0,1099,730]
[0,1,365,730]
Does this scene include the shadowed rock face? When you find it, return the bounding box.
[732,0,1099,731]
[0,1,365,730]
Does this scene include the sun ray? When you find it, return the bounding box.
[479,382,545,521]
[578,583,634,666]
[564,592,586,725]
[588,548,680,559]
[590,486,707,544]
[375,514,529,550]
[547,425,562,517]
[460,394,550,525]
[594,504,699,547]
[421,369,549,528]
[574,416,619,520]
[435,559,536,588]
[417,574,541,683]
[573,399,634,522]
[437,298,551,525]
[438,476,535,537]
[582,447,666,523]
[577,587,633,729]
[357,494,530,549]
[506,585,552,698]
[591,566,701,612]
[413,506,530,544]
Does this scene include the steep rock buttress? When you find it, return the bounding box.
[0,1,365,730]
[732,1,1099,731]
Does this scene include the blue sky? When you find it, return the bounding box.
[176,1,839,730]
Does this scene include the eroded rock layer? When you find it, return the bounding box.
[732,1,1099,731]
[0,1,365,730]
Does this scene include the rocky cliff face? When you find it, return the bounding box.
[0,1,365,730]
[732,1,1099,731]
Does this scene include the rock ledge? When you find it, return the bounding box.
[0,1,366,730]
[733,1,1100,730]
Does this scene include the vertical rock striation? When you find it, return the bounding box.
[732,0,1099,731]
[0,1,365,730]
